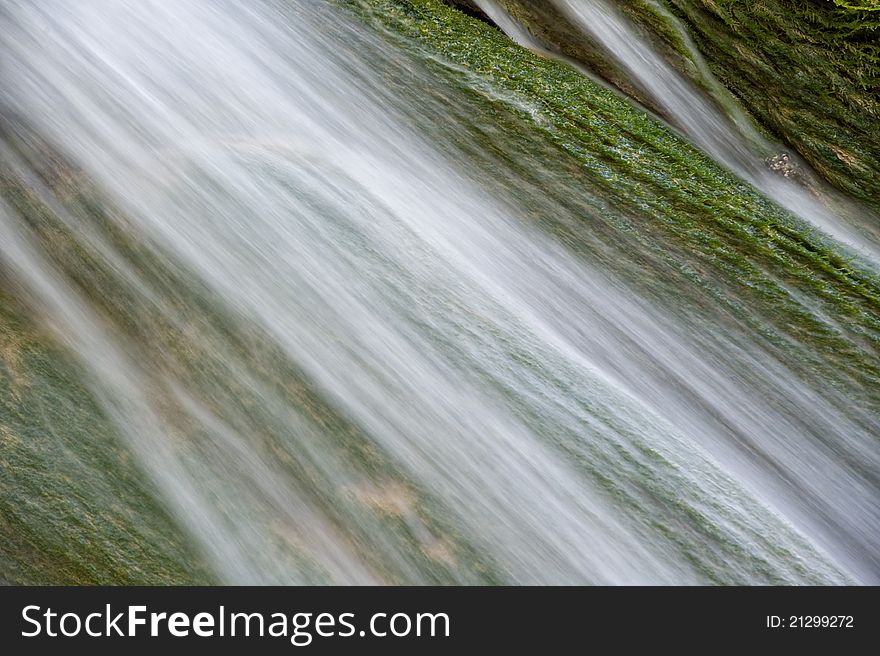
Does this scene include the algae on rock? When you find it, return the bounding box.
[442,0,880,206]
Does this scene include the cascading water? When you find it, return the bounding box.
[476,0,880,262]
[1,0,877,584]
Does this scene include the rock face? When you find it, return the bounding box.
[646,0,880,205]
[3,0,878,586]
[442,0,880,207]
[765,153,799,179]
[764,151,817,192]
[764,153,799,178]
[457,0,677,119]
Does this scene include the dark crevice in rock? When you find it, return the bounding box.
[442,0,496,27]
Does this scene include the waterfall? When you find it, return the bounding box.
[1,0,877,584]
[477,0,880,262]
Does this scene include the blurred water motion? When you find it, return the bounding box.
[1,0,877,584]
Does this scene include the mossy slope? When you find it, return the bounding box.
[446,0,880,205]
[0,0,876,584]
[0,291,214,584]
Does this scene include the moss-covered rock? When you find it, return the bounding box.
[0,291,214,584]
[441,0,880,205]
[1,0,876,584]
[655,0,879,204]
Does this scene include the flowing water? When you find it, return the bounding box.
[1,0,878,584]
[476,0,880,260]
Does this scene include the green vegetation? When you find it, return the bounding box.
[654,0,879,203]
[0,290,214,584]
[0,124,501,584]
[445,0,880,204]
[0,0,876,584]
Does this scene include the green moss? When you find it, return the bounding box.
[657,0,879,203]
[339,0,873,582]
[442,0,879,204]
[0,0,874,584]
[0,125,504,584]
[0,291,215,584]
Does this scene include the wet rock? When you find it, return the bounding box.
[765,152,799,178]
[764,151,820,195]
